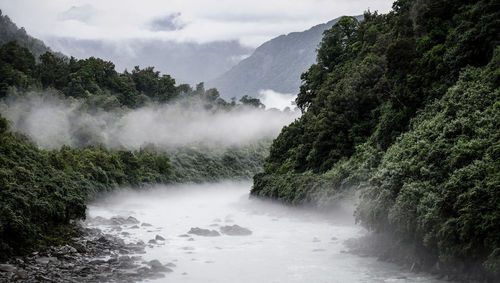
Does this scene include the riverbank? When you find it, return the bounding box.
[0,216,176,282]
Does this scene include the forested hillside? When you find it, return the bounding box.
[252,0,499,279]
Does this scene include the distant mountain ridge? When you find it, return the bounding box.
[207,15,363,99]
[0,9,57,60]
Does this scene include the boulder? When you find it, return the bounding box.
[188,227,220,237]
[0,264,16,272]
[220,225,252,236]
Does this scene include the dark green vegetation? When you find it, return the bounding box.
[252,0,499,279]
[0,117,166,259]
[0,37,235,109]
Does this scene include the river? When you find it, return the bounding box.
[85,180,447,283]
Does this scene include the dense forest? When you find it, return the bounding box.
[252,0,499,280]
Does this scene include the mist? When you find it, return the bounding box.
[258,89,297,110]
[84,180,446,283]
[0,92,300,150]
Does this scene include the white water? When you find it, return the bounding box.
[86,181,447,283]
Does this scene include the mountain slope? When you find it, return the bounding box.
[207,16,361,99]
[0,9,54,60]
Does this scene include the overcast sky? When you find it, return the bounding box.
[1,0,393,47]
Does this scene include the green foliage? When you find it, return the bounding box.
[0,123,176,259]
[0,40,249,110]
[253,0,500,278]
[239,95,264,108]
[357,58,500,274]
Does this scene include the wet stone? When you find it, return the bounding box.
[0,264,16,272]
[188,227,220,237]
[220,225,252,236]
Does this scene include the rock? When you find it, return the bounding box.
[0,264,16,272]
[178,234,190,237]
[110,216,140,226]
[155,235,165,241]
[72,242,87,253]
[147,259,172,272]
[126,216,140,224]
[148,260,162,269]
[136,266,151,274]
[89,259,107,265]
[97,236,109,243]
[15,269,28,279]
[148,239,157,244]
[130,225,139,229]
[220,225,252,236]
[165,262,176,268]
[141,223,153,227]
[35,257,58,265]
[188,227,220,237]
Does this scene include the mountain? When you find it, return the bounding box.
[207,15,362,99]
[0,9,56,60]
[44,38,253,85]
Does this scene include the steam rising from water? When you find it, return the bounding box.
[0,93,300,149]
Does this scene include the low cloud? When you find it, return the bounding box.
[149,13,185,31]
[58,4,99,24]
[258,89,297,111]
[0,93,300,150]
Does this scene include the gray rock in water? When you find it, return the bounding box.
[0,264,16,272]
[15,269,28,279]
[148,259,163,269]
[165,262,176,268]
[126,216,140,224]
[35,257,58,265]
[220,225,252,236]
[188,227,220,237]
[155,235,165,241]
[141,223,153,227]
[148,259,173,272]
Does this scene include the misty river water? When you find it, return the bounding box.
[86,181,447,283]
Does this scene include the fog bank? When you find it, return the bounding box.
[0,93,300,149]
